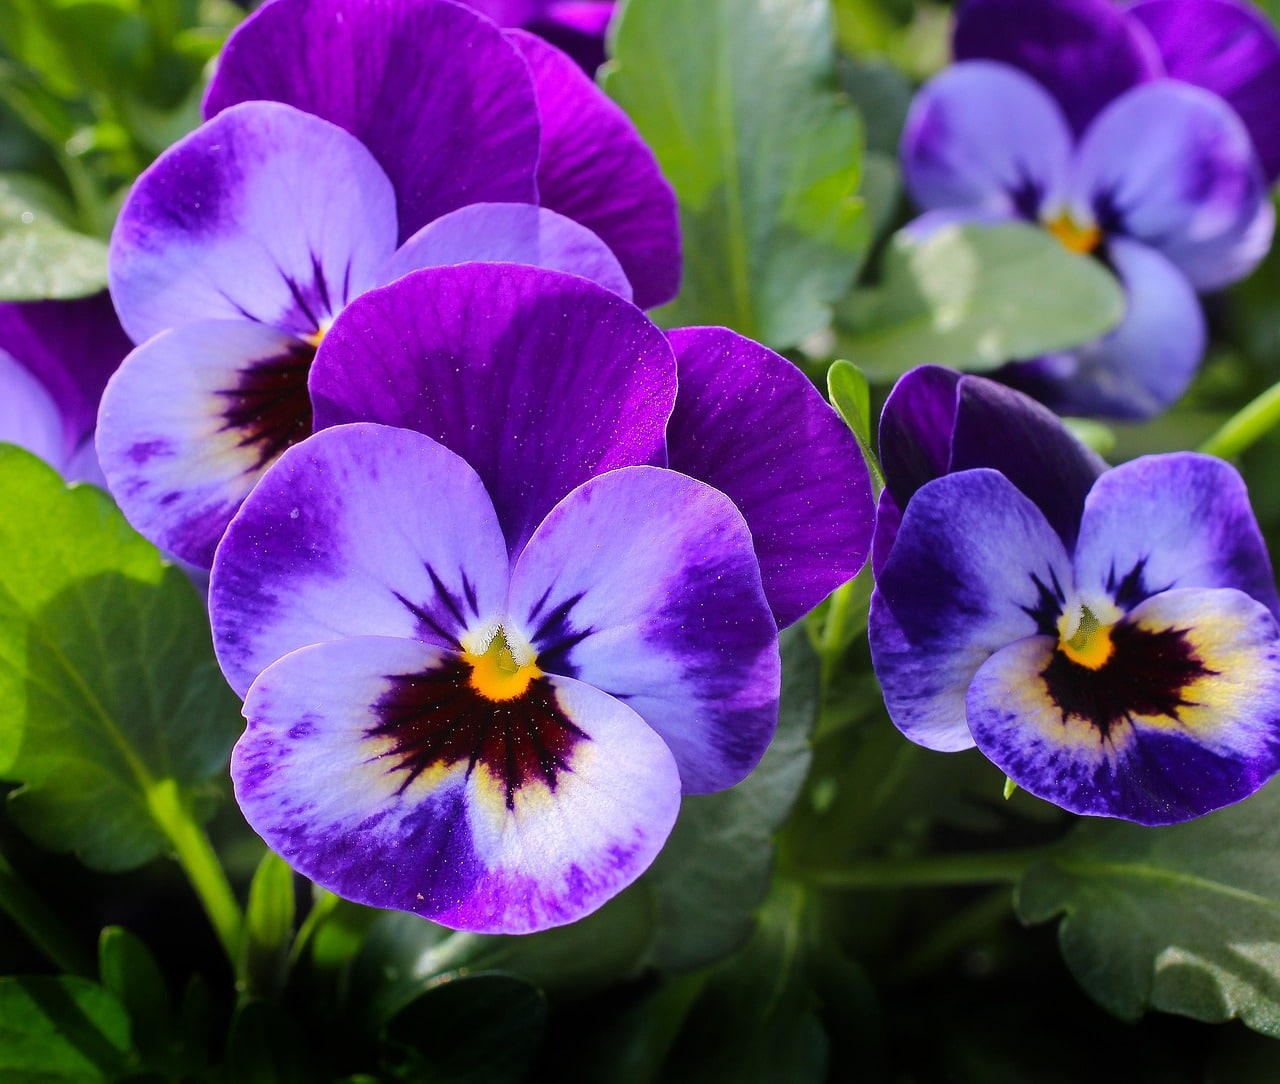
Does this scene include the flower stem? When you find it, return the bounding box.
[1199,379,1280,460]
[808,846,1044,890]
[0,850,93,976]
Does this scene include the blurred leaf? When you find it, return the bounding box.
[0,446,240,870]
[605,0,867,348]
[643,626,820,971]
[0,173,107,299]
[0,975,137,1081]
[837,223,1126,380]
[226,999,318,1084]
[98,926,171,1064]
[1017,777,1280,1036]
[240,850,296,996]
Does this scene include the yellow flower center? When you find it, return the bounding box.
[1044,213,1103,255]
[1056,604,1115,670]
[461,627,542,701]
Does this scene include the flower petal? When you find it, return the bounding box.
[967,587,1280,824]
[508,466,780,794]
[953,0,1160,134]
[110,102,396,345]
[234,635,680,933]
[310,264,675,557]
[210,424,510,697]
[379,202,632,301]
[202,0,540,240]
[901,61,1073,218]
[0,349,68,470]
[665,327,873,628]
[1071,80,1273,290]
[1130,0,1280,183]
[1072,452,1280,618]
[506,30,681,310]
[869,469,1074,752]
[996,237,1205,419]
[527,2,615,71]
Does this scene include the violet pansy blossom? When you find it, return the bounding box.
[461,1,616,71]
[901,0,1280,418]
[869,366,1280,825]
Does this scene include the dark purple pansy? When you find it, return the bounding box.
[869,368,1280,824]
[462,0,616,71]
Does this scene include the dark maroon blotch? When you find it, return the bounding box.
[217,339,316,470]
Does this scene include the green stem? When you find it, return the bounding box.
[146,780,243,974]
[1199,379,1280,460]
[0,850,93,976]
[287,888,339,971]
[808,846,1044,890]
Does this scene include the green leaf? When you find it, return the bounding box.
[837,223,1126,380]
[98,926,172,1064]
[0,975,137,1081]
[643,626,820,971]
[1016,778,1280,1036]
[826,360,883,490]
[226,999,318,1084]
[239,850,296,996]
[0,173,109,299]
[0,446,241,870]
[605,0,866,348]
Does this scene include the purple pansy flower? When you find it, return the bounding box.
[902,0,1280,418]
[461,1,616,71]
[0,293,132,484]
[869,367,1280,824]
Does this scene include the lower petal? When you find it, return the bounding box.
[0,350,70,472]
[234,635,681,933]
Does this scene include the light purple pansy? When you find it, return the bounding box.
[202,0,679,311]
[0,293,132,484]
[211,421,780,932]
[901,54,1273,417]
[869,367,1280,825]
[462,0,616,71]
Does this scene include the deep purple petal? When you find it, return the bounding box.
[528,3,615,71]
[310,264,676,558]
[0,293,131,446]
[210,424,511,697]
[0,351,68,470]
[968,587,1280,824]
[379,202,632,301]
[508,466,780,795]
[665,327,873,628]
[234,635,680,933]
[1130,0,1280,182]
[1073,452,1280,619]
[869,468,1073,752]
[901,61,1073,217]
[203,0,541,241]
[876,364,961,507]
[1072,80,1273,290]
[110,102,396,344]
[997,238,1204,419]
[953,0,1161,134]
[506,30,681,310]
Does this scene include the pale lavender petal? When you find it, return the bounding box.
[379,202,632,301]
[210,424,511,697]
[869,469,1074,752]
[900,206,1019,241]
[507,31,681,310]
[953,0,1161,134]
[901,61,1073,218]
[311,264,675,557]
[235,635,681,933]
[0,351,68,470]
[1072,452,1280,618]
[968,587,1280,824]
[666,326,873,627]
[508,466,780,795]
[997,238,1205,419]
[1130,0,1280,182]
[203,0,541,240]
[110,102,396,344]
[1071,80,1273,290]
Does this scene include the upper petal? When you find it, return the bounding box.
[0,350,68,471]
[506,30,681,310]
[666,326,873,628]
[901,61,1073,218]
[110,102,397,344]
[508,466,780,795]
[210,424,511,697]
[310,264,676,558]
[1071,80,1273,290]
[203,0,541,241]
[953,0,1161,134]
[1130,0,1280,182]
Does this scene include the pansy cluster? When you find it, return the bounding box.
[901,0,1280,418]
[93,0,874,932]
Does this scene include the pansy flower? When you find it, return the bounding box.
[461,0,616,71]
[900,0,1279,418]
[869,367,1280,824]
[0,293,132,484]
